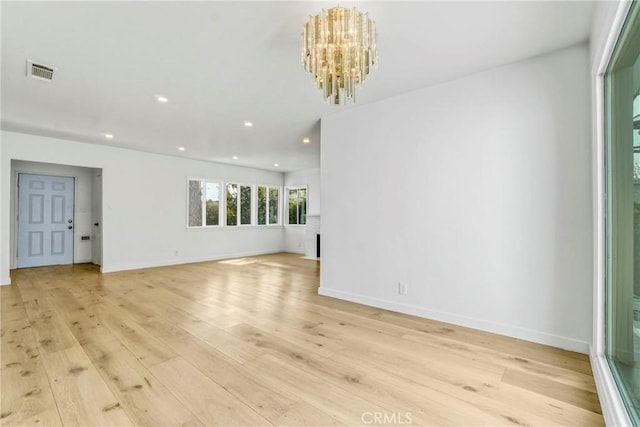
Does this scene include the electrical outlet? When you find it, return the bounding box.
[398,282,408,295]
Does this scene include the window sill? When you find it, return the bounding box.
[186,225,283,231]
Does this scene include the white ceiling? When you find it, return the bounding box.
[1,1,595,172]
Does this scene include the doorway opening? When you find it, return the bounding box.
[11,160,103,270]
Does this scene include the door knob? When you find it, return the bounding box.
[68,219,73,223]
[68,226,73,230]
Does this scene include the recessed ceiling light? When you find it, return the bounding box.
[302,137,311,144]
[244,121,253,128]
[177,146,185,151]
[232,156,239,160]
[273,163,279,167]
[156,95,168,103]
[103,133,114,139]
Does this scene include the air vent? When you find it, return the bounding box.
[27,60,55,82]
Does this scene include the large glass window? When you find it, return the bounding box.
[188,179,220,227]
[226,183,252,226]
[605,2,640,423]
[288,187,307,225]
[257,186,280,225]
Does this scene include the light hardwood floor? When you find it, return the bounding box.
[2,253,603,426]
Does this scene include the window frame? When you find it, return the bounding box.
[186,178,222,228]
[596,2,640,425]
[225,182,254,226]
[256,185,281,226]
[286,186,308,226]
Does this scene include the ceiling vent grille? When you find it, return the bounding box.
[27,60,55,82]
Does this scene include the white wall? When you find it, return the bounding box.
[320,43,592,353]
[590,1,626,74]
[0,136,2,285]
[1,131,285,283]
[10,160,97,265]
[283,168,320,253]
[0,136,3,283]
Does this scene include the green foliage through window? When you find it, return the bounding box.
[258,186,267,225]
[227,183,252,226]
[240,186,252,225]
[269,188,279,224]
[258,186,279,225]
[288,187,307,225]
[226,183,238,226]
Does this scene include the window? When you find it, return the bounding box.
[257,186,280,225]
[226,183,252,226]
[604,2,640,423]
[287,187,307,225]
[188,179,220,227]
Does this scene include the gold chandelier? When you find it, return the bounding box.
[301,6,378,105]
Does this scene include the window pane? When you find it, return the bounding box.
[226,183,237,226]
[299,188,307,225]
[288,189,298,224]
[257,186,267,225]
[205,182,219,226]
[269,188,279,224]
[188,180,203,227]
[240,185,252,225]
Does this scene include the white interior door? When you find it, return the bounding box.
[17,174,75,268]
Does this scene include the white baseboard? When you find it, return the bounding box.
[100,249,286,273]
[1,275,11,286]
[318,287,590,354]
[590,349,633,426]
[286,248,305,255]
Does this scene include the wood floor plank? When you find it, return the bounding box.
[94,301,178,367]
[502,368,602,415]
[368,309,593,375]
[403,331,598,392]
[0,317,62,427]
[1,286,29,323]
[26,311,79,356]
[244,351,442,426]
[163,332,337,425]
[81,337,202,426]
[41,346,132,426]
[3,253,604,426]
[149,357,271,426]
[229,323,505,426]
[46,288,115,348]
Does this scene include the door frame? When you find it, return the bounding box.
[12,169,78,268]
